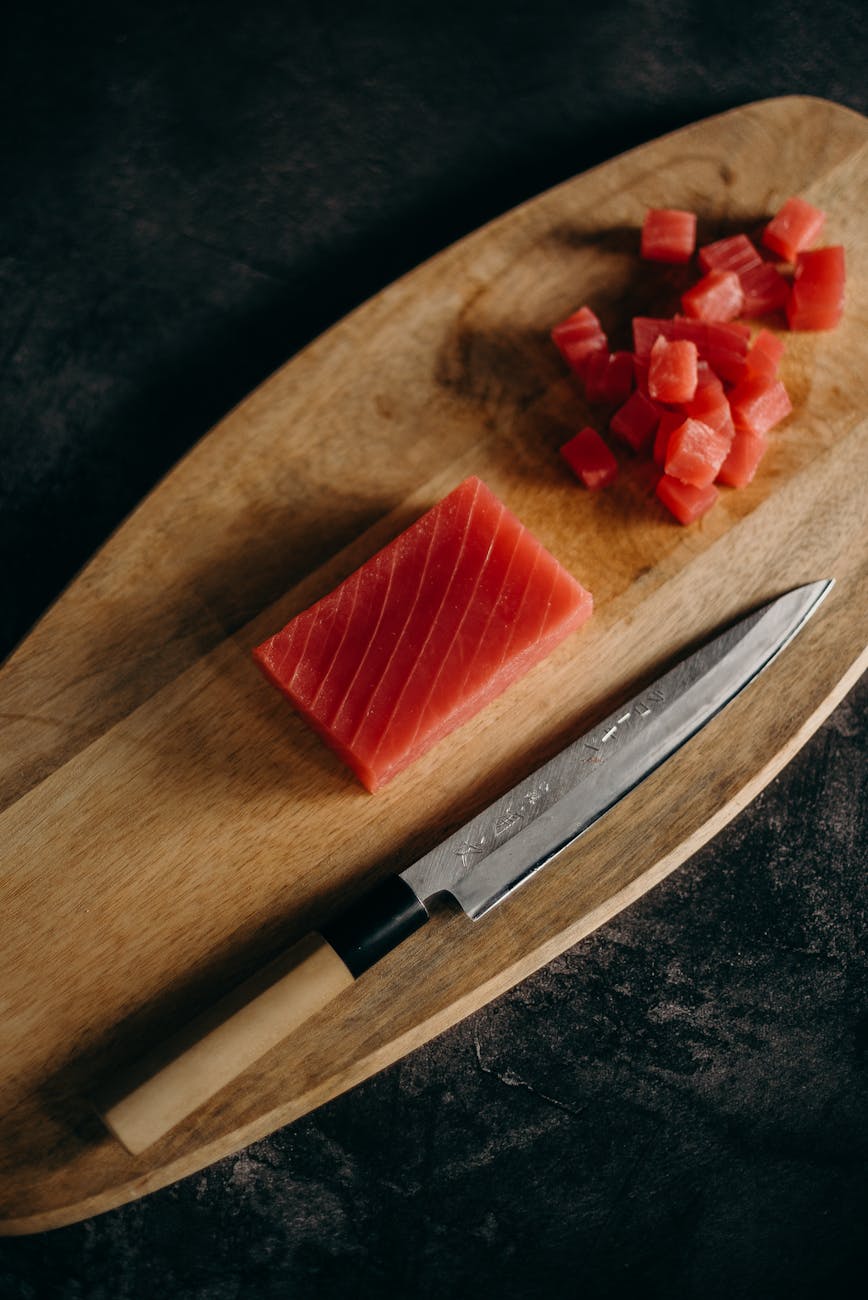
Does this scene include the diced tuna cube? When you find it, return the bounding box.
[655,475,719,525]
[648,336,698,404]
[786,246,845,331]
[633,354,650,395]
[641,208,697,263]
[694,359,722,393]
[745,329,785,381]
[610,390,661,452]
[584,350,635,404]
[698,234,788,316]
[632,316,750,362]
[717,431,768,488]
[699,234,757,276]
[653,410,685,466]
[739,261,790,316]
[682,382,734,440]
[664,417,733,489]
[728,376,792,436]
[560,427,618,490]
[552,306,608,376]
[681,269,745,323]
[762,197,826,262]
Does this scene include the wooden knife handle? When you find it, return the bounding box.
[97,933,353,1155]
[96,877,428,1155]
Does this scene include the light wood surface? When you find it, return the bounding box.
[1,96,866,1234]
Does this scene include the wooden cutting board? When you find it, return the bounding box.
[1,96,866,1235]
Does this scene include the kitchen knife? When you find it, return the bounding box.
[96,579,832,1155]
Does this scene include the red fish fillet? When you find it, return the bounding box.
[253,477,593,791]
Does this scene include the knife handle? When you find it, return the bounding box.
[96,878,428,1155]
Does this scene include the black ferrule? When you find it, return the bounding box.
[322,876,429,978]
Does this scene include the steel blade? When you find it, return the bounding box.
[400,580,832,919]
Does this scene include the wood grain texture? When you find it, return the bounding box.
[1,96,866,1234]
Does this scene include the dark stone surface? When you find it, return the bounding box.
[1,2,865,1295]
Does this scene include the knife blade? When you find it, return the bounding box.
[97,580,832,1154]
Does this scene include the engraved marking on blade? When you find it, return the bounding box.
[457,782,553,863]
[522,782,550,809]
[582,688,666,762]
[457,837,488,866]
[494,809,522,837]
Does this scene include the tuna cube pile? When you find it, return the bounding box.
[553,197,845,523]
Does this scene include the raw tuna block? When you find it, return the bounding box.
[253,477,593,792]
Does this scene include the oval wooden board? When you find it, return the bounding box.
[2,96,867,1235]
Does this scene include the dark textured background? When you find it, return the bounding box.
[1,2,866,1295]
